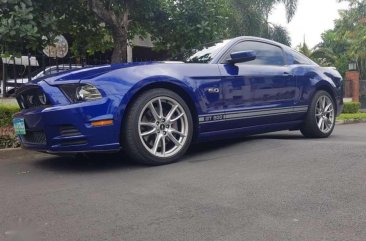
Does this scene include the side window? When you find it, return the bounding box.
[287,51,316,65]
[225,41,285,66]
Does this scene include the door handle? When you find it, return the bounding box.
[283,72,291,76]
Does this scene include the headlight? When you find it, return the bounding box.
[59,84,102,102]
[76,84,102,101]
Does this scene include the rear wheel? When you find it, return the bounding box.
[300,90,336,138]
[123,88,193,165]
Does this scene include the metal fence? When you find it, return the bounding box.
[360,79,366,109]
[0,46,167,98]
[0,52,112,97]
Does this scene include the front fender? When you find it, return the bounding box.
[82,63,222,137]
[294,65,343,115]
[118,76,201,126]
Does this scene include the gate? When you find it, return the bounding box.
[360,79,366,109]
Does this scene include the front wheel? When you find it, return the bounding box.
[123,88,193,165]
[300,90,336,138]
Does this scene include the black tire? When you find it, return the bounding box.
[122,88,193,165]
[300,90,336,138]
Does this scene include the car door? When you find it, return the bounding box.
[199,40,299,131]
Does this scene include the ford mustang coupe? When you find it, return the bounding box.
[13,36,343,165]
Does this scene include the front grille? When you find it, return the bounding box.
[16,85,49,109]
[59,125,82,137]
[21,131,47,145]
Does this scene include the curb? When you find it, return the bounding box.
[0,147,21,152]
[336,119,366,125]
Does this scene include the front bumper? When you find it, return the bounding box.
[14,97,122,154]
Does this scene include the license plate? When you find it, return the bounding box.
[13,118,26,136]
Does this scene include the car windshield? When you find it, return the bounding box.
[183,39,232,64]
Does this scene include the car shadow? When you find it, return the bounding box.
[191,131,305,150]
[247,132,307,141]
[34,151,141,173]
[35,132,305,173]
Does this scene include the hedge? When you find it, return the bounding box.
[0,104,20,127]
[0,126,20,149]
[342,102,361,114]
[0,104,20,149]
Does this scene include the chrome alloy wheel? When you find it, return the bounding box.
[315,95,335,134]
[138,96,189,158]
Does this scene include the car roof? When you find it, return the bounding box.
[230,36,288,46]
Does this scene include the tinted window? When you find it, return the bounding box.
[224,41,285,66]
[185,39,232,63]
[287,50,317,65]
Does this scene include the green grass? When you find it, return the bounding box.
[337,112,366,121]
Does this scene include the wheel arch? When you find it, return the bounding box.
[314,83,338,113]
[120,81,200,144]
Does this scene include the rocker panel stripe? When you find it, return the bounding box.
[198,106,308,123]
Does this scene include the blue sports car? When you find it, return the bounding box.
[13,36,343,165]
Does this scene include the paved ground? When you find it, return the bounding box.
[1,124,366,241]
[0,98,17,105]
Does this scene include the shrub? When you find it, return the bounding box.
[0,104,20,127]
[0,126,20,149]
[0,104,20,149]
[343,102,361,114]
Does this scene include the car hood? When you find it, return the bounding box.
[37,62,181,86]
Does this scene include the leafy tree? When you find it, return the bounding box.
[0,0,158,63]
[317,30,349,75]
[297,39,339,68]
[337,0,366,78]
[297,40,312,57]
[228,0,298,46]
[315,0,366,78]
[86,0,165,63]
[0,0,111,58]
[1,0,297,63]
[268,24,291,46]
[149,0,230,57]
[48,0,113,57]
[0,0,57,56]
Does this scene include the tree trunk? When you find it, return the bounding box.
[87,0,130,64]
[111,28,128,64]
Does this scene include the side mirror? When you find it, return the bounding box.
[228,50,256,64]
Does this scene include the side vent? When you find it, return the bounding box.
[59,125,82,137]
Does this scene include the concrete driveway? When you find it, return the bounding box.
[1,124,366,241]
